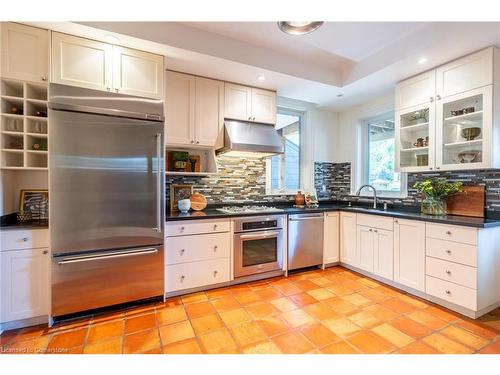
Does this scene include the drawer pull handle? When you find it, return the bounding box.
[43,250,48,254]
[213,224,218,230]
[22,237,29,242]
[180,275,186,281]
[445,250,452,254]
[213,270,218,277]
[180,249,185,255]
[445,270,451,275]
[180,226,185,231]
[445,290,451,295]
[446,231,451,235]
[214,245,218,252]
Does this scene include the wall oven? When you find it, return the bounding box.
[233,215,285,278]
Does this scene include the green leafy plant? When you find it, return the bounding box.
[413,179,463,199]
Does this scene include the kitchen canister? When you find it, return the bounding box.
[178,199,191,213]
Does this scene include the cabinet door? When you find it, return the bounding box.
[357,226,374,273]
[1,23,49,83]
[435,85,492,171]
[340,212,357,266]
[224,83,251,121]
[165,71,195,146]
[436,48,493,99]
[394,219,425,291]
[51,32,113,91]
[373,229,394,280]
[395,70,436,110]
[113,46,164,99]
[395,102,436,173]
[251,88,276,124]
[1,248,49,323]
[195,77,224,147]
[323,212,339,264]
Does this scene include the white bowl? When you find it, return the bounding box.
[178,199,191,213]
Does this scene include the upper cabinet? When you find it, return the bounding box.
[113,46,164,99]
[224,83,276,124]
[165,71,224,148]
[51,32,164,99]
[1,23,49,83]
[395,47,499,172]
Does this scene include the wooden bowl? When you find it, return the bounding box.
[190,193,207,211]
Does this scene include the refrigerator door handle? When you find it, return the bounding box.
[56,248,159,265]
[153,132,162,233]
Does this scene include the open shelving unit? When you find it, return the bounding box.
[0,79,48,170]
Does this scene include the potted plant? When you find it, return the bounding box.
[413,179,463,215]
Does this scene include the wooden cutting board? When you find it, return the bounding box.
[446,185,485,218]
[190,193,208,211]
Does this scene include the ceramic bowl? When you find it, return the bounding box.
[178,199,191,213]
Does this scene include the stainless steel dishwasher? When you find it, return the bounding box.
[287,213,324,270]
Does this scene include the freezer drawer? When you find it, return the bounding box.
[52,246,164,317]
[288,214,324,270]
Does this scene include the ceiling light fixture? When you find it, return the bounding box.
[277,22,324,35]
[257,75,266,81]
[418,57,428,64]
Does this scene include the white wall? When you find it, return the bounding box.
[334,94,395,193]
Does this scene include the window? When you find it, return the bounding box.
[267,108,302,194]
[363,114,406,196]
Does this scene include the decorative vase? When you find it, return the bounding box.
[421,196,447,215]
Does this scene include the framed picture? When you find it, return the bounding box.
[19,190,49,220]
[169,184,193,212]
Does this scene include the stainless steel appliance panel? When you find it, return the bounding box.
[49,109,164,255]
[52,246,164,316]
[288,213,324,270]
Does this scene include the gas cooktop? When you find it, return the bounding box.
[216,205,284,214]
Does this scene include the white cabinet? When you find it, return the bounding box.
[395,70,436,110]
[393,219,425,292]
[165,71,195,145]
[51,32,163,98]
[51,32,113,91]
[339,212,357,266]
[395,47,500,172]
[323,212,339,264]
[373,229,394,280]
[1,247,49,323]
[165,72,224,147]
[224,83,276,124]
[357,226,374,272]
[1,23,49,83]
[113,46,164,99]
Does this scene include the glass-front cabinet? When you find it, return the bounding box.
[435,86,492,170]
[395,103,435,172]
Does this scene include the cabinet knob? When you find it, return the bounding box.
[213,224,218,230]
[180,226,185,231]
[374,229,378,233]
[446,231,451,235]
[190,140,194,144]
[445,290,451,295]
[41,76,47,81]
[429,96,434,102]
[446,249,452,254]
[180,275,185,281]
[369,228,373,232]
[214,245,218,252]
[445,270,451,275]
[436,167,440,170]
[43,250,48,254]
[22,237,28,242]
[213,270,218,277]
[196,141,200,144]
[248,117,252,120]
[115,89,119,93]
[394,220,398,224]
[106,87,111,91]
[429,167,433,170]
[436,95,442,100]
[253,117,256,121]
[180,249,185,255]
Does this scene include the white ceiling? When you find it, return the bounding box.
[33,21,500,111]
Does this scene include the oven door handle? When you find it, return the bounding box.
[238,230,281,240]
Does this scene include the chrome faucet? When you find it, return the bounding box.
[356,184,378,209]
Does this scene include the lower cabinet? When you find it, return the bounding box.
[373,228,394,280]
[394,219,426,292]
[357,226,374,272]
[1,248,49,323]
[166,258,230,293]
[323,212,339,264]
[339,212,357,266]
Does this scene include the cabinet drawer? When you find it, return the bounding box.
[425,223,477,245]
[166,233,230,265]
[1,229,49,251]
[166,220,230,237]
[426,275,477,310]
[426,238,477,266]
[165,258,230,292]
[356,214,393,231]
[426,256,477,289]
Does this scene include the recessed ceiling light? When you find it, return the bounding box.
[277,22,324,35]
[104,34,118,43]
[257,75,266,81]
[418,57,428,64]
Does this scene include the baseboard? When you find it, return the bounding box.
[1,315,48,332]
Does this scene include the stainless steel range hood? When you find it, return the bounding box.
[216,120,284,157]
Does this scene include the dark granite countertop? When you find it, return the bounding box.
[166,202,500,228]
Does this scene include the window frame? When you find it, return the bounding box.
[265,107,304,195]
[358,112,407,199]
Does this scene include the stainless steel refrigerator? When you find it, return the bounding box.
[49,84,164,318]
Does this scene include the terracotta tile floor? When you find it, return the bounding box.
[1,266,499,354]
